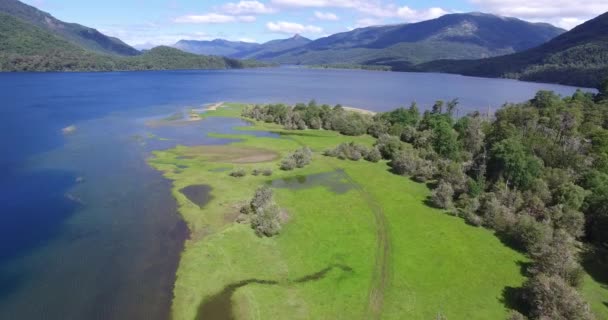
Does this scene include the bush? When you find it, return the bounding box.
[251,203,282,237]
[524,273,593,320]
[281,147,312,170]
[242,186,282,237]
[324,142,377,162]
[262,168,273,176]
[293,147,312,167]
[375,134,405,159]
[280,157,297,171]
[530,230,583,287]
[230,168,246,177]
[510,215,553,252]
[391,150,420,176]
[365,147,382,162]
[431,180,455,209]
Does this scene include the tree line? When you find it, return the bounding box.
[243,84,608,319]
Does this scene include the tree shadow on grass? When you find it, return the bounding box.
[501,286,529,316]
[581,246,608,288]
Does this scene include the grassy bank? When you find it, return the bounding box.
[148,103,530,319]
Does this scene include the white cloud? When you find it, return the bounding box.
[238,37,258,43]
[174,13,256,24]
[221,1,276,14]
[354,18,384,28]
[315,11,339,21]
[271,0,393,17]
[397,6,449,22]
[100,27,212,49]
[266,21,323,34]
[470,0,608,29]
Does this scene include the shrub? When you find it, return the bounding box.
[510,215,553,252]
[242,186,282,237]
[365,147,382,162]
[280,157,297,171]
[252,168,262,176]
[250,186,273,211]
[251,203,282,237]
[431,180,455,209]
[230,168,246,177]
[293,147,312,168]
[281,147,312,170]
[262,168,273,176]
[530,230,583,287]
[524,273,593,320]
[391,150,420,176]
[375,134,405,159]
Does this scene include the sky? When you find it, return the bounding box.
[22,0,608,49]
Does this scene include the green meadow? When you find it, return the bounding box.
[148,103,532,320]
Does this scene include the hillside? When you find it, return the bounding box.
[418,12,608,88]
[0,0,139,56]
[0,13,255,72]
[260,13,564,66]
[234,34,312,59]
[173,34,312,60]
[174,39,261,56]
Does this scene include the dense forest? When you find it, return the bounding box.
[243,84,608,319]
[0,13,261,72]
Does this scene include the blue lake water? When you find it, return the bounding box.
[0,67,592,319]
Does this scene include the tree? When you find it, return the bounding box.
[595,77,608,102]
[491,138,543,189]
[432,120,460,159]
[446,98,459,117]
[242,186,283,237]
[391,150,421,176]
[432,100,444,114]
[524,273,593,320]
[431,180,454,209]
[375,134,405,159]
[530,230,582,286]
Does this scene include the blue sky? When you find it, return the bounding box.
[22,0,608,49]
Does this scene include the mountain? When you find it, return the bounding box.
[0,12,257,72]
[259,13,564,67]
[174,39,261,56]
[0,0,139,56]
[418,12,608,88]
[173,34,312,60]
[234,34,312,59]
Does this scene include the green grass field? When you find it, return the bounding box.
[148,103,606,320]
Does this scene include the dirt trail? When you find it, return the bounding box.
[341,172,391,320]
[287,137,392,319]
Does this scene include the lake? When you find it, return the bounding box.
[0,67,592,319]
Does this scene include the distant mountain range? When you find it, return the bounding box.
[174,34,312,60]
[1,0,605,87]
[174,13,564,69]
[0,0,261,71]
[417,12,608,88]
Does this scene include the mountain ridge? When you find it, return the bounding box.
[416,11,608,88]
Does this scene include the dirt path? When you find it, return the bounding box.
[341,172,391,320]
[287,137,392,319]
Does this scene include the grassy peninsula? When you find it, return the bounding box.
[149,104,514,319]
[149,90,608,320]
